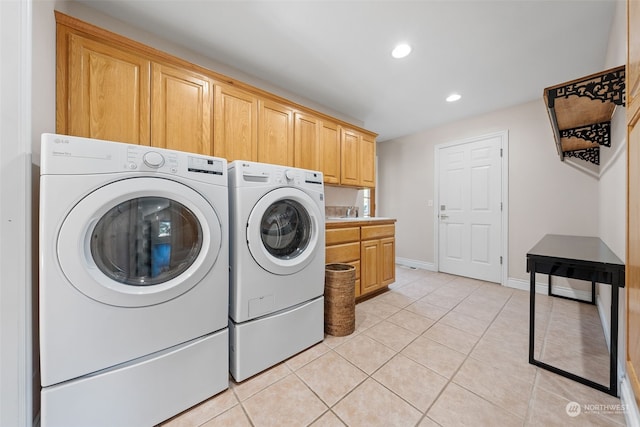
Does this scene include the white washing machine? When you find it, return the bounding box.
[39,134,229,427]
[228,161,325,381]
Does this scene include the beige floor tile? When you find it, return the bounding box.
[333,378,422,427]
[374,289,417,308]
[170,267,620,426]
[535,370,626,425]
[470,335,538,383]
[310,410,346,426]
[402,336,466,378]
[420,292,464,309]
[483,321,545,358]
[416,416,442,426]
[386,309,435,334]
[452,298,502,322]
[527,387,623,426]
[453,357,533,419]
[373,354,448,411]
[159,388,237,426]
[439,310,491,337]
[473,282,514,298]
[285,341,331,371]
[405,299,451,321]
[354,305,384,332]
[296,350,367,406]
[242,374,327,427]
[428,383,522,427]
[363,320,418,351]
[391,281,438,299]
[538,341,610,386]
[356,299,402,319]
[200,404,251,427]
[323,331,358,349]
[422,322,480,354]
[334,333,396,374]
[231,363,291,401]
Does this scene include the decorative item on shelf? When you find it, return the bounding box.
[543,65,625,165]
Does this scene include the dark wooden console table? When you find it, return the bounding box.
[526,234,625,396]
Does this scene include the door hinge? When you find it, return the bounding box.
[500,256,503,265]
[500,202,503,211]
[500,148,503,157]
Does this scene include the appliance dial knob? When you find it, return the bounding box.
[143,151,165,168]
[285,170,295,181]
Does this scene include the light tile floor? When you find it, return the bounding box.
[159,266,627,427]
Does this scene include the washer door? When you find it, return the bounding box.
[247,187,322,275]
[57,177,222,307]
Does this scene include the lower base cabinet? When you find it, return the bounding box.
[326,220,395,299]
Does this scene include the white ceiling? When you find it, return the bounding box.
[75,0,618,142]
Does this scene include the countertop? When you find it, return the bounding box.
[325,217,396,227]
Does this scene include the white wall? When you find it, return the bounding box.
[377,99,600,283]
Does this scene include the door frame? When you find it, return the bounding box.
[433,130,509,285]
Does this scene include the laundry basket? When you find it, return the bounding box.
[324,263,356,337]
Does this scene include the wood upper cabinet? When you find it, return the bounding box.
[627,0,640,407]
[340,128,360,186]
[258,99,294,166]
[340,128,376,187]
[213,83,258,162]
[360,134,376,187]
[62,32,151,145]
[294,112,321,171]
[56,12,378,184]
[321,120,341,184]
[151,63,213,155]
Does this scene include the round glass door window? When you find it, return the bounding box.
[260,199,311,260]
[90,197,203,286]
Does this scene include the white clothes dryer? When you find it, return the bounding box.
[228,161,325,381]
[39,134,229,427]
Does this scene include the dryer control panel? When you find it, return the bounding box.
[40,133,227,185]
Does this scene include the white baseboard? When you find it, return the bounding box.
[621,375,640,427]
[395,257,437,272]
[506,277,594,301]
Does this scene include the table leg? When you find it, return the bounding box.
[529,265,536,364]
[610,282,620,396]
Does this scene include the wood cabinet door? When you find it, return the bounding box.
[321,121,341,184]
[294,112,321,171]
[628,0,640,405]
[258,99,294,166]
[380,237,395,287]
[360,239,380,294]
[151,63,213,155]
[360,134,376,187]
[340,128,360,186]
[66,32,150,145]
[213,83,258,162]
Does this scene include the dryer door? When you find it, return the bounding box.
[57,177,222,307]
[247,187,322,275]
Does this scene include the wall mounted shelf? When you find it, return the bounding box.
[544,65,625,165]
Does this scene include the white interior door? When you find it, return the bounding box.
[438,135,502,283]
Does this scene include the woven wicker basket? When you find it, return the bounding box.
[324,263,356,337]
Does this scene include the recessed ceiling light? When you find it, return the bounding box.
[446,93,462,102]
[391,43,411,59]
